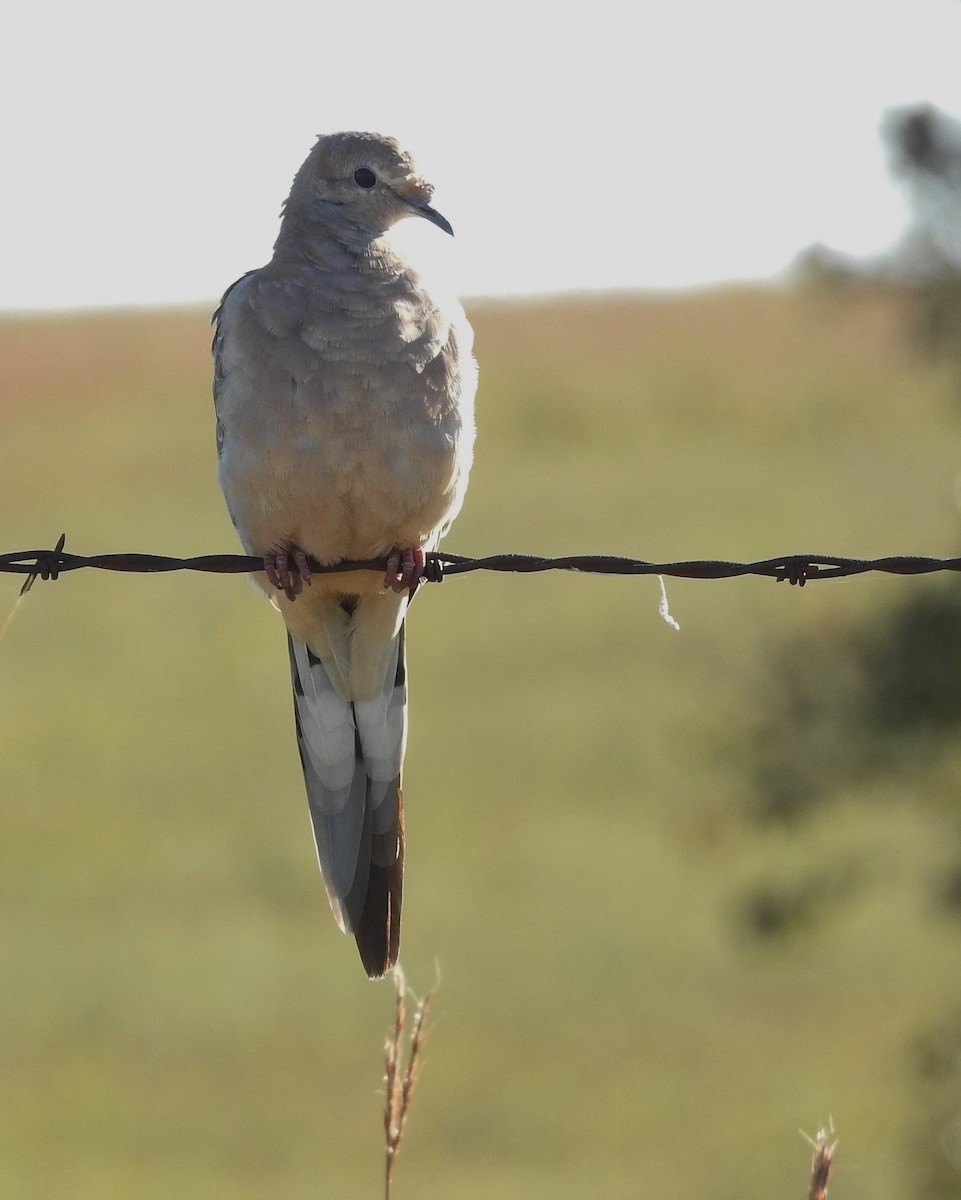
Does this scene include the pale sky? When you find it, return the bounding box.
[3,0,960,311]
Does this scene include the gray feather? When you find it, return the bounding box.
[288,625,406,971]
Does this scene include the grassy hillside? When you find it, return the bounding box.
[1,286,960,1199]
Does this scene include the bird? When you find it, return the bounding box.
[212,132,476,978]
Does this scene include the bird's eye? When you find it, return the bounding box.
[353,167,376,189]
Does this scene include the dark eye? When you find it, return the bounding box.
[353,167,376,189]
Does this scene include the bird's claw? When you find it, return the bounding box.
[264,546,312,600]
[384,546,425,593]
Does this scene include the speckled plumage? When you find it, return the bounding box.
[213,132,476,977]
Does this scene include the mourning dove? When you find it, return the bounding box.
[212,132,476,978]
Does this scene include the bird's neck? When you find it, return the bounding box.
[273,224,417,299]
[275,201,407,271]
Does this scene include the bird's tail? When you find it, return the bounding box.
[287,627,407,978]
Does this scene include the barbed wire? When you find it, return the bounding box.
[3,535,961,595]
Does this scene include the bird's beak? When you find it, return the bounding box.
[407,198,454,236]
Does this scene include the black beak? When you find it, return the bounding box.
[407,199,454,236]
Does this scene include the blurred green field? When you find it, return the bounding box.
[1,285,960,1199]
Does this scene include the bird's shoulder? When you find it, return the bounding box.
[216,253,467,366]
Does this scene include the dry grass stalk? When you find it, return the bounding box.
[383,966,434,1200]
[804,1124,837,1200]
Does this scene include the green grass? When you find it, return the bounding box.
[1,286,960,1198]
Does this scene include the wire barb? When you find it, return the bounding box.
[18,532,67,595]
[775,559,815,586]
[4,539,961,587]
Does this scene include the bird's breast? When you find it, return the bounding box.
[215,267,474,564]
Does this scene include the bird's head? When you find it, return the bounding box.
[282,131,454,238]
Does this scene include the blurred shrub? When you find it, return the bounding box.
[736,865,861,941]
[884,106,961,377]
[908,1009,961,1200]
[862,587,961,735]
[798,104,961,386]
[736,583,961,941]
[747,626,873,824]
[747,583,961,826]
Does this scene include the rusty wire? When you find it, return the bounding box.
[3,535,961,595]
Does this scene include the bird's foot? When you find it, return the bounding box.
[384,545,425,594]
[264,545,312,600]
